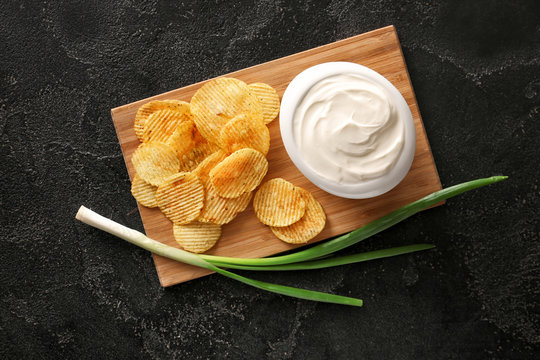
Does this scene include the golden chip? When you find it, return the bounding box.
[166,118,221,172]
[130,175,158,208]
[131,142,179,186]
[270,188,326,244]
[219,112,270,155]
[166,119,198,159]
[210,148,268,199]
[190,77,263,144]
[253,178,306,227]
[156,172,205,225]
[173,222,221,253]
[248,82,280,124]
[179,135,220,172]
[193,150,229,185]
[193,150,252,224]
[199,184,253,225]
[142,105,191,143]
[134,100,189,142]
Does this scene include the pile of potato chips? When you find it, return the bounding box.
[130,77,325,253]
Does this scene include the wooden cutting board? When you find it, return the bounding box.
[111,25,442,287]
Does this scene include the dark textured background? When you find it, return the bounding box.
[1,1,539,359]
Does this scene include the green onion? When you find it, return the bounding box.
[76,206,363,306]
[199,176,508,267]
[76,176,507,306]
[206,244,435,271]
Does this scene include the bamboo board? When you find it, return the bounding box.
[111,25,442,287]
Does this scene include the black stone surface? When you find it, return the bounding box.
[1,1,539,359]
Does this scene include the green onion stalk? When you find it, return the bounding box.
[76,206,364,306]
[76,176,506,306]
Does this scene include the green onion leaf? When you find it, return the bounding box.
[213,267,363,307]
[199,176,507,266]
[207,244,435,271]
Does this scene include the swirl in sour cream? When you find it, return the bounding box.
[293,74,405,184]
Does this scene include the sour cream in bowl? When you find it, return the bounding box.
[280,62,416,199]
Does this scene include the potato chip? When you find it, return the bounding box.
[156,172,205,225]
[165,120,219,172]
[219,112,270,155]
[270,188,326,244]
[173,222,221,253]
[142,105,191,143]
[193,150,229,184]
[248,82,280,124]
[199,184,253,225]
[253,178,306,227]
[166,120,198,159]
[193,150,251,224]
[190,77,263,144]
[130,175,158,208]
[210,148,268,199]
[178,136,220,172]
[131,142,179,186]
[134,100,189,142]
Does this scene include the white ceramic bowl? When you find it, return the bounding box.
[280,62,416,199]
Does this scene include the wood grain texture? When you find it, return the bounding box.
[110,25,442,287]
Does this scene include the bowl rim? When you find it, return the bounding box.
[279,61,416,199]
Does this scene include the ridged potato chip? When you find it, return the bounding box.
[199,184,253,225]
[210,148,268,199]
[142,105,191,143]
[165,119,197,159]
[134,100,189,142]
[219,112,270,155]
[165,118,220,172]
[193,150,228,184]
[178,136,220,172]
[190,77,263,144]
[253,178,306,227]
[156,172,205,225]
[270,188,326,244]
[248,82,280,124]
[131,142,179,186]
[131,175,158,208]
[193,150,251,224]
[173,222,221,253]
